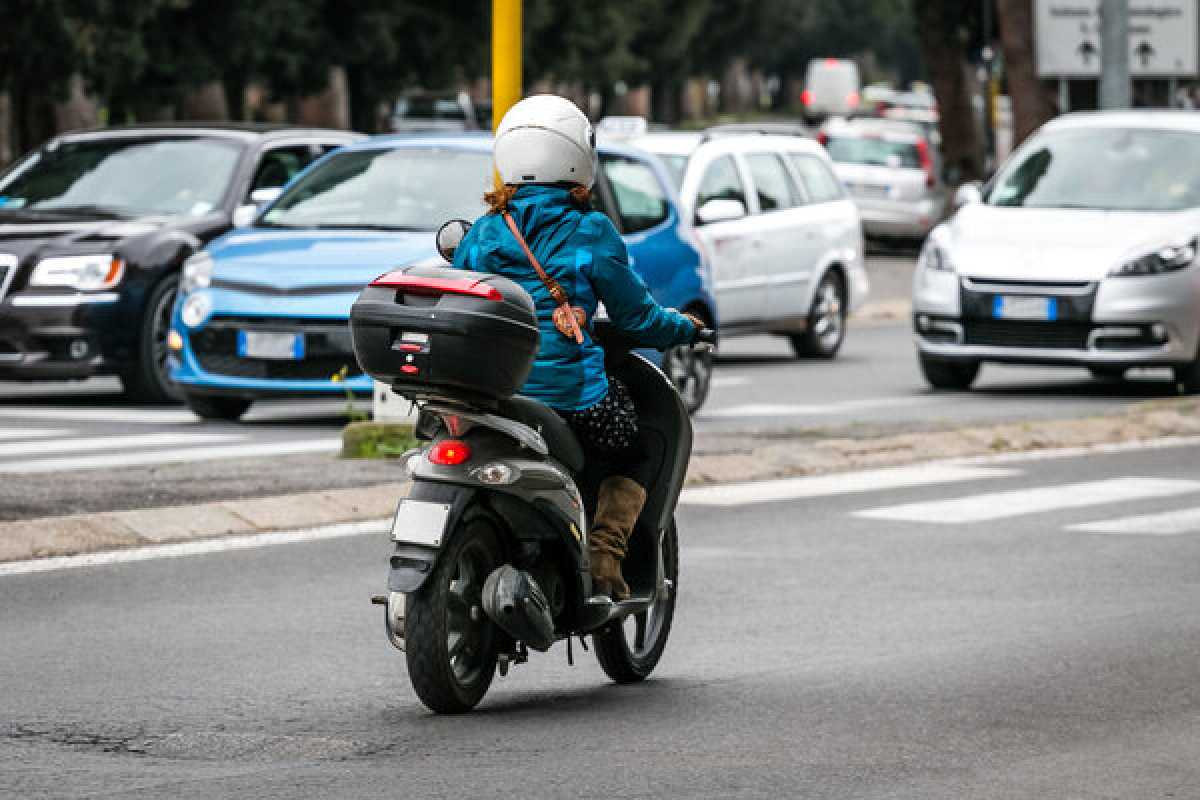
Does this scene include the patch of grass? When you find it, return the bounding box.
[342,422,418,459]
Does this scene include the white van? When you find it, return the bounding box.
[803,59,861,121]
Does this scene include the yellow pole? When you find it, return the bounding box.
[492,0,522,132]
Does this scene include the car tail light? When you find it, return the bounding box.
[824,58,840,67]
[801,90,813,106]
[916,139,936,189]
[371,273,502,301]
[428,439,471,466]
[816,132,829,147]
[847,91,860,108]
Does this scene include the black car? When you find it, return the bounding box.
[0,124,363,401]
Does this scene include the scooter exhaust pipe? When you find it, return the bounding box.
[482,565,556,652]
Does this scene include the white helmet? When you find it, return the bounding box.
[494,94,596,188]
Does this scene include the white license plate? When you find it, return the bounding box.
[237,331,304,360]
[390,500,452,547]
[993,295,1057,321]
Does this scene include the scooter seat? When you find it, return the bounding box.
[498,396,586,474]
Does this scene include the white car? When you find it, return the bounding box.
[913,111,1200,393]
[633,130,868,358]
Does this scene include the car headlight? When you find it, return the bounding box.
[1110,237,1198,277]
[180,292,212,328]
[181,252,214,294]
[29,254,124,290]
[918,240,955,273]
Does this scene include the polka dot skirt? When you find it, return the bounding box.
[561,377,639,458]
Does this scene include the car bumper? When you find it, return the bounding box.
[856,197,942,239]
[912,270,1200,367]
[0,292,125,380]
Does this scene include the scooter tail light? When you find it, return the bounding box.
[428,439,471,466]
[371,273,502,302]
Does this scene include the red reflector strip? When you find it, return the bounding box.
[428,439,471,466]
[398,343,422,353]
[400,365,419,375]
[371,272,502,302]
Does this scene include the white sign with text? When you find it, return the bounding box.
[1036,0,1199,77]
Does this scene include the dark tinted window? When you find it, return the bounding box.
[600,155,669,233]
[250,144,327,195]
[745,153,799,212]
[789,154,844,203]
[696,156,746,208]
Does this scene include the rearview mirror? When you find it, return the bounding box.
[695,198,747,226]
[436,219,472,262]
[953,182,983,209]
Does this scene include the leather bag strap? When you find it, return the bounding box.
[502,211,584,343]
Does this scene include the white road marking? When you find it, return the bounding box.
[709,376,749,389]
[680,463,1020,507]
[0,427,71,441]
[0,438,341,474]
[700,395,940,419]
[0,431,242,458]
[0,407,199,423]
[0,519,390,577]
[1069,506,1200,535]
[856,477,1200,524]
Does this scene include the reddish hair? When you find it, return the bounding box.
[485,183,591,214]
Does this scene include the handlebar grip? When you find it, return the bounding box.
[695,328,717,346]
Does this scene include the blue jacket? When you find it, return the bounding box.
[454,185,695,411]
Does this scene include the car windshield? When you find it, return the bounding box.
[0,136,242,218]
[988,128,1200,212]
[824,136,921,169]
[657,154,688,189]
[261,147,489,231]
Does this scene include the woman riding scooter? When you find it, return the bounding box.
[452,94,703,600]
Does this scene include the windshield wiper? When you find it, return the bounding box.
[306,223,427,232]
[29,204,134,220]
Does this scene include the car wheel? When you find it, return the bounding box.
[664,312,714,414]
[1089,366,1127,382]
[185,395,253,421]
[919,353,980,390]
[791,270,846,359]
[119,274,183,404]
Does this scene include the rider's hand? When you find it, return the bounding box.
[683,312,705,341]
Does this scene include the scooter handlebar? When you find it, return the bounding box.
[694,328,717,346]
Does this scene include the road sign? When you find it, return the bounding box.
[1036,0,1198,77]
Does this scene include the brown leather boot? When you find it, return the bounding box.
[588,476,647,601]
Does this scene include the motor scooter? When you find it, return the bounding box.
[353,221,714,713]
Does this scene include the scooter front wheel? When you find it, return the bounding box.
[404,512,503,713]
[593,518,679,684]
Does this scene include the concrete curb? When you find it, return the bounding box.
[2,398,1196,565]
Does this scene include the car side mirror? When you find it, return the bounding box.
[233,187,286,228]
[954,181,983,209]
[695,198,747,226]
[232,205,258,228]
[436,219,472,262]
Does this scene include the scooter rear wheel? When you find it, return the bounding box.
[404,513,503,713]
[593,518,679,684]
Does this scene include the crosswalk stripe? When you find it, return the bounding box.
[0,432,242,459]
[1069,506,1200,535]
[700,395,939,419]
[0,407,199,423]
[0,438,341,474]
[679,463,1020,507]
[855,477,1200,524]
[0,428,71,441]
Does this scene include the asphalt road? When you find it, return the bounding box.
[3,442,1199,798]
[0,252,1189,517]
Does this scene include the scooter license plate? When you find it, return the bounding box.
[390,500,452,547]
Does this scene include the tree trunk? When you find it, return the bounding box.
[295,66,350,130]
[915,0,985,183]
[996,0,1057,147]
[0,92,12,167]
[180,81,230,121]
[53,74,99,134]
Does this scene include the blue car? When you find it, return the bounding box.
[168,134,717,421]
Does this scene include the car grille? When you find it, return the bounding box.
[192,318,362,381]
[0,254,17,302]
[963,320,1091,349]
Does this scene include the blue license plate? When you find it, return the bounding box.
[237,330,305,360]
[993,296,1057,321]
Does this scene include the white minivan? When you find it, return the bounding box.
[803,58,862,122]
[633,130,868,358]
